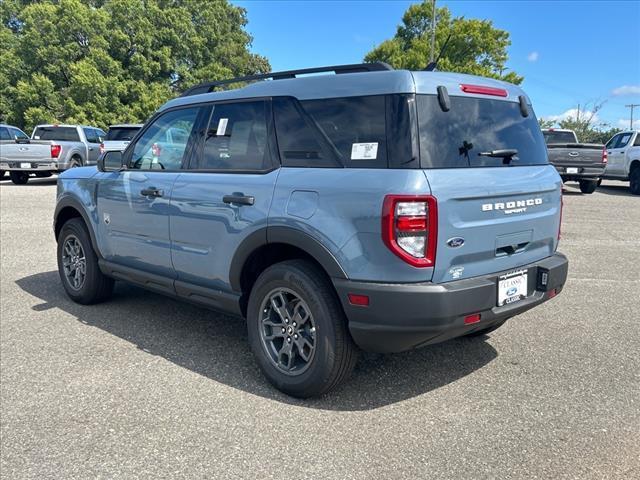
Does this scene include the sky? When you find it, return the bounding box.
[234,0,640,131]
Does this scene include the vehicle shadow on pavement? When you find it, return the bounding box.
[0,178,57,187]
[596,184,634,197]
[16,271,498,411]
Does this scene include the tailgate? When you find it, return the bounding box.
[424,165,561,283]
[547,145,604,167]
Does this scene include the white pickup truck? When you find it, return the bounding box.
[0,124,106,184]
[602,130,640,195]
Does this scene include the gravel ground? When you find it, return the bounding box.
[1,176,639,479]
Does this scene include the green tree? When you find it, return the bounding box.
[0,0,269,131]
[365,1,522,84]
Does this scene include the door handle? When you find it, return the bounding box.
[140,187,164,197]
[223,194,255,206]
[89,147,94,151]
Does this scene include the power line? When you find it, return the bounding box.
[624,104,640,130]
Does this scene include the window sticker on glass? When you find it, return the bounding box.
[216,118,229,136]
[351,142,378,160]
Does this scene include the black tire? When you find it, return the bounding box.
[35,171,53,178]
[597,178,603,187]
[579,179,598,194]
[9,171,29,185]
[465,319,508,337]
[57,218,114,304]
[630,168,640,195]
[247,260,358,398]
[0,170,5,179]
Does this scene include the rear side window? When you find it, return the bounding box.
[83,127,100,143]
[33,127,80,142]
[106,127,140,141]
[9,127,29,140]
[615,133,633,149]
[0,127,10,140]
[634,134,640,147]
[300,96,387,168]
[196,101,271,171]
[417,95,548,168]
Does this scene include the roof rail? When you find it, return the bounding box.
[180,62,394,97]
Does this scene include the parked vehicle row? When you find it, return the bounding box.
[0,123,142,184]
[53,63,568,397]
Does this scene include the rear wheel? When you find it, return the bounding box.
[579,179,598,194]
[0,170,5,179]
[247,260,358,398]
[9,171,29,185]
[57,218,114,304]
[630,168,640,195]
[68,156,82,169]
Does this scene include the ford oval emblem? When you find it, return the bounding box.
[568,151,579,157]
[506,287,518,296]
[447,237,465,248]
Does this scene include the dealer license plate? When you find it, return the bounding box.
[20,162,31,169]
[566,167,579,174]
[498,269,528,306]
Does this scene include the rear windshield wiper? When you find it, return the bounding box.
[478,149,519,164]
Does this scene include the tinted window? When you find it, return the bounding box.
[129,107,199,170]
[417,95,548,168]
[273,97,336,167]
[33,126,80,141]
[0,127,10,140]
[9,127,29,140]
[106,127,141,141]
[195,101,270,170]
[616,133,632,148]
[606,134,620,149]
[300,96,387,168]
[634,134,640,147]
[543,130,577,144]
[83,127,100,143]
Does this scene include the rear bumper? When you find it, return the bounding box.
[0,160,58,171]
[333,253,568,353]
[553,164,605,179]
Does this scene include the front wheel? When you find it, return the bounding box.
[57,218,114,304]
[247,260,358,398]
[579,179,598,194]
[630,168,640,195]
[9,171,29,185]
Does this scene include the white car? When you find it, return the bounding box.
[100,124,143,154]
[602,130,640,195]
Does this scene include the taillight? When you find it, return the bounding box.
[51,144,61,158]
[382,195,437,267]
[602,147,608,164]
[460,84,508,97]
[151,143,161,157]
[99,143,105,154]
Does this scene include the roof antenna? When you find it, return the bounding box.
[424,33,451,71]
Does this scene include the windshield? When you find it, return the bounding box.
[543,131,577,144]
[106,127,140,141]
[33,127,80,142]
[417,95,548,168]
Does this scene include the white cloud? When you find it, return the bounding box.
[612,85,640,96]
[616,118,640,129]
[543,108,599,124]
[527,51,539,62]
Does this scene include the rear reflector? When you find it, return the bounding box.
[464,313,481,325]
[348,294,369,307]
[460,84,508,97]
[548,289,557,299]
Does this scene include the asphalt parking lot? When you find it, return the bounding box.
[1,177,638,479]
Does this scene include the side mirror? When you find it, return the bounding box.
[98,151,125,172]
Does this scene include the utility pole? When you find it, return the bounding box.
[430,0,437,63]
[624,104,640,130]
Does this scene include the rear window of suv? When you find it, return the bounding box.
[33,126,80,142]
[417,95,548,168]
[106,127,141,141]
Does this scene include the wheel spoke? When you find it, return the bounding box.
[294,336,313,362]
[270,292,292,323]
[292,302,311,326]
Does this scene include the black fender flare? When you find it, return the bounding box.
[53,195,101,257]
[228,226,348,292]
